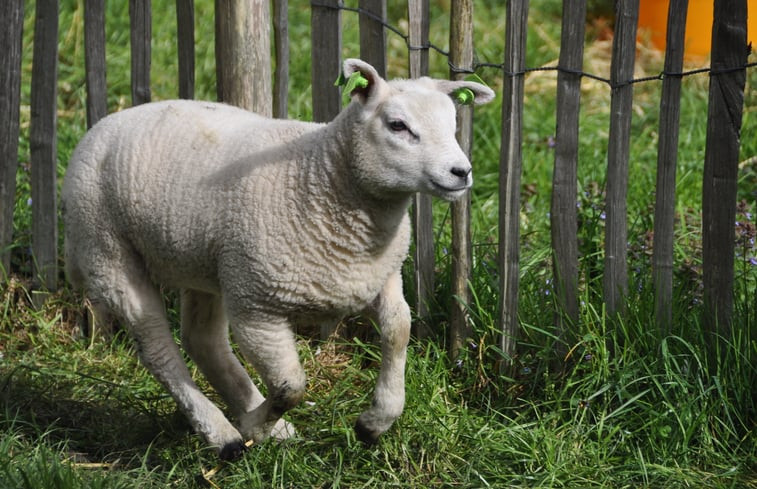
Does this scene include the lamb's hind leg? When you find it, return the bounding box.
[355,270,411,444]
[180,290,295,439]
[95,266,246,459]
[229,313,306,443]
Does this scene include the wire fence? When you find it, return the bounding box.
[315,1,757,87]
[3,0,753,351]
[310,0,756,345]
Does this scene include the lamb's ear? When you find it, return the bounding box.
[434,79,496,106]
[340,58,389,104]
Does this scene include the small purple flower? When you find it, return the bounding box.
[547,135,556,148]
[584,353,593,361]
[521,366,532,375]
[27,197,32,206]
[600,211,606,220]
[544,278,552,296]
[750,257,757,266]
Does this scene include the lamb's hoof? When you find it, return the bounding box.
[218,440,247,461]
[354,420,379,446]
[271,419,296,440]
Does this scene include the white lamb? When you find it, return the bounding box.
[62,59,494,459]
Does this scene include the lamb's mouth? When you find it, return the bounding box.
[430,180,470,194]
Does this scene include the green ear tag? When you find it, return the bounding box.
[453,87,475,105]
[335,71,369,96]
[452,73,488,105]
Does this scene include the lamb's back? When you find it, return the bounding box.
[63,101,320,291]
[81,100,316,178]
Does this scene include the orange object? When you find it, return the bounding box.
[638,0,757,59]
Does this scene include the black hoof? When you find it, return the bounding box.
[354,420,379,446]
[219,440,247,461]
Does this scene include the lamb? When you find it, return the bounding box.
[62,58,494,460]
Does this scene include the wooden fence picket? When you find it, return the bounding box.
[408,0,434,338]
[30,0,59,293]
[273,0,289,119]
[449,0,475,359]
[310,0,342,339]
[84,0,107,127]
[551,0,587,349]
[407,0,429,77]
[603,0,639,317]
[499,0,529,363]
[310,0,342,124]
[176,0,195,100]
[215,0,272,115]
[702,0,748,335]
[358,0,387,77]
[652,0,688,332]
[129,0,151,105]
[0,0,24,276]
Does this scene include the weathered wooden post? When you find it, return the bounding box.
[215,0,272,116]
[448,0,474,359]
[0,0,24,277]
[176,0,195,100]
[358,0,386,77]
[272,0,288,119]
[702,0,748,335]
[603,0,639,317]
[310,0,341,123]
[652,0,688,332]
[551,0,586,350]
[30,0,60,292]
[84,0,107,126]
[408,0,434,338]
[129,0,151,105]
[499,0,529,364]
[310,0,341,338]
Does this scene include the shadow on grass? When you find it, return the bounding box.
[0,363,194,467]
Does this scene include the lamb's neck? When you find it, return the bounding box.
[297,110,411,252]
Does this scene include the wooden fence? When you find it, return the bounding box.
[0,0,751,359]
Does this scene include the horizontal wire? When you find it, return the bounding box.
[311,1,756,87]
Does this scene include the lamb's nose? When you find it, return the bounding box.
[451,166,472,179]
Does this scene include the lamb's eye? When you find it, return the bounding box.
[388,120,408,132]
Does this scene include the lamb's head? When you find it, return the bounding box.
[342,58,495,202]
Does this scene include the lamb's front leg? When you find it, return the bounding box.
[355,270,411,444]
[229,314,306,443]
[180,290,295,440]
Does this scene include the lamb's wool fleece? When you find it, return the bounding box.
[64,100,410,319]
[62,59,495,459]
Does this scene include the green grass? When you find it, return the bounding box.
[2,0,756,487]
[2,279,755,487]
